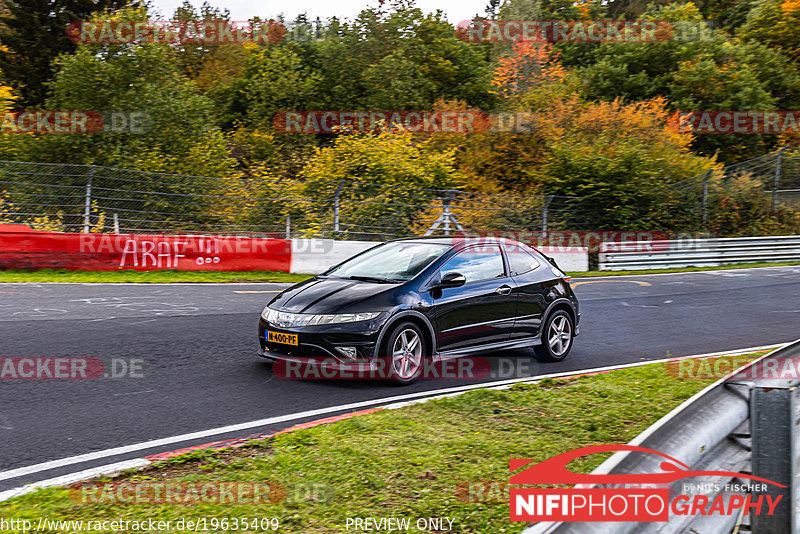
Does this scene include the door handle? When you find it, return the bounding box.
[496,285,512,295]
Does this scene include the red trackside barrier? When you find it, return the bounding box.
[0,226,291,271]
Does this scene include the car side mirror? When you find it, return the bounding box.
[439,272,466,288]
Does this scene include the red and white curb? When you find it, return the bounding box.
[0,343,785,503]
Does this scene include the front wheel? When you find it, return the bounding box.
[385,322,426,385]
[534,310,574,362]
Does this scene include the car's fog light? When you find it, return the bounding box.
[336,346,358,361]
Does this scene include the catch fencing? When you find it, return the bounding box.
[0,147,798,240]
[525,339,800,534]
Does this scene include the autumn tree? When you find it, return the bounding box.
[739,0,800,65]
[2,6,231,173]
[294,128,463,238]
[0,0,131,106]
[576,2,800,161]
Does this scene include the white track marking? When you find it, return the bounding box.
[0,459,149,502]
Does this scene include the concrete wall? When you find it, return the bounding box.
[538,246,590,272]
[290,239,377,274]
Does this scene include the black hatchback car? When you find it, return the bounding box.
[258,237,579,384]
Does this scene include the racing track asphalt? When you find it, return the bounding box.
[0,265,798,491]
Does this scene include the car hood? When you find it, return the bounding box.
[268,277,401,314]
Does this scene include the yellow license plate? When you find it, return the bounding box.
[267,331,298,346]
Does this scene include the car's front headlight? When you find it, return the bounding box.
[262,307,380,327]
[261,307,314,327]
[307,312,381,325]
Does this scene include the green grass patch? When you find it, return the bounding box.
[0,269,310,284]
[2,352,765,533]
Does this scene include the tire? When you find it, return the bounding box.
[384,321,427,385]
[534,309,574,362]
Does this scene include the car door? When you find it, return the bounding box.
[431,244,518,351]
[504,244,552,340]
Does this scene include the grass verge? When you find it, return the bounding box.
[0,261,796,283]
[2,352,765,533]
[0,269,310,284]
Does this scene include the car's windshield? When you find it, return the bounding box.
[325,242,451,282]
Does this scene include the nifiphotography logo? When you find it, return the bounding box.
[508,444,785,522]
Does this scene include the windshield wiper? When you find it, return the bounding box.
[347,275,401,284]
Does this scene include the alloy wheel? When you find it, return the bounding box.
[547,315,572,356]
[391,328,423,380]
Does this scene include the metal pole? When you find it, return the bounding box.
[333,180,344,233]
[83,165,94,233]
[702,169,711,226]
[113,213,119,234]
[442,190,454,236]
[749,385,798,533]
[285,216,290,239]
[542,195,554,233]
[773,147,788,213]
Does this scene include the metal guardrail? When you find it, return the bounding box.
[523,339,800,534]
[598,235,800,270]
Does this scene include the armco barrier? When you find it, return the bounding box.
[599,234,800,271]
[0,227,590,273]
[524,339,800,534]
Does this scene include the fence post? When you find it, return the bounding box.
[541,195,554,233]
[83,165,94,233]
[113,213,120,234]
[749,384,799,533]
[333,180,344,233]
[701,169,711,226]
[285,216,291,239]
[443,190,453,236]
[773,147,788,213]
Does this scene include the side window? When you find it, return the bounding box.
[506,246,541,276]
[440,245,505,283]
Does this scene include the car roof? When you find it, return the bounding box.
[390,236,527,247]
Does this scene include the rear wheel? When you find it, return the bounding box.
[534,310,574,362]
[385,322,426,385]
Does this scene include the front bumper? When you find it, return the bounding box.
[257,315,386,365]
